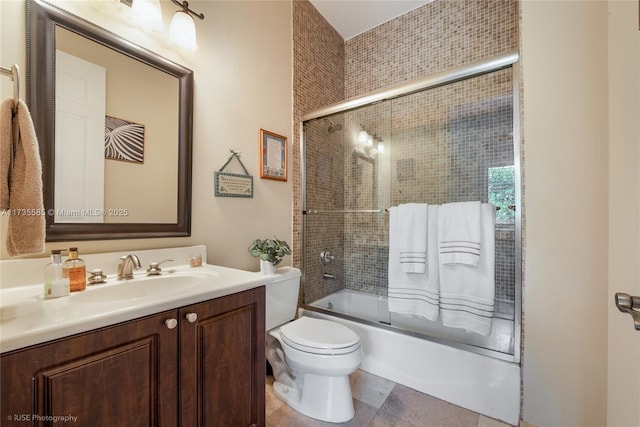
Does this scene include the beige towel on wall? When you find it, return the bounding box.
[0,100,12,209]
[1,99,46,257]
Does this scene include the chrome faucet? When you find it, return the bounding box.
[118,254,141,280]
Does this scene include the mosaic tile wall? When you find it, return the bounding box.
[302,114,347,303]
[344,0,519,98]
[293,0,520,313]
[292,0,345,304]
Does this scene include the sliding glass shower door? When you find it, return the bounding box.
[301,59,521,361]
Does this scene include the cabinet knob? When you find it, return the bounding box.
[165,318,178,329]
[185,312,198,323]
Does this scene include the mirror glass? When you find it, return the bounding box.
[27,0,193,241]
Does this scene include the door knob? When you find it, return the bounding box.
[614,293,640,331]
[185,312,198,323]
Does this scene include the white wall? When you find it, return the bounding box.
[520,1,609,425]
[0,0,293,271]
[607,1,640,426]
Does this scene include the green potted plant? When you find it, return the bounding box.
[248,237,291,274]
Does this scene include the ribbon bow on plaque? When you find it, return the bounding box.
[214,149,253,198]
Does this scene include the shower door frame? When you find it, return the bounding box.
[300,52,522,364]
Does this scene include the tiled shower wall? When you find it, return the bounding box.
[293,0,520,307]
[292,0,345,303]
[344,0,519,97]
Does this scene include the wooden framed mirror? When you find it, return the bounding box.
[27,0,193,241]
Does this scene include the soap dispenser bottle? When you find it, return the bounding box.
[44,249,70,298]
[63,247,87,292]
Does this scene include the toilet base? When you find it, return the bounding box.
[272,373,355,423]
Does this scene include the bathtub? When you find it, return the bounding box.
[302,289,521,425]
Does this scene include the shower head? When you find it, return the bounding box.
[329,123,342,133]
[324,118,343,133]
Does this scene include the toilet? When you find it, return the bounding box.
[265,267,363,423]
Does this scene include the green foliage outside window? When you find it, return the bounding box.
[488,166,515,222]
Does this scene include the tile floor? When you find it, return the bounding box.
[266,370,534,427]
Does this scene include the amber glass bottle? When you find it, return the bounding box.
[63,247,86,292]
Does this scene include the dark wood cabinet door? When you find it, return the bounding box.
[1,311,179,427]
[179,287,265,427]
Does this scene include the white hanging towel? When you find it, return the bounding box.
[398,203,428,273]
[438,201,482,266]
[439,203,495,336]
[388,205,440,321]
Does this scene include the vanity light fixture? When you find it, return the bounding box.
[130,0,164,31]
[169,0,205,52]
[356,128,384,157]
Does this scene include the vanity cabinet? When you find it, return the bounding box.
[179,288,265,427]
[1,287,265,427]
[1,310,178,426]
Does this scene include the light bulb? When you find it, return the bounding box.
[169,10,197,51]
[377,142,385,153]
[358,130,368,144]
[131,0,164,31]
[367,135,374,147]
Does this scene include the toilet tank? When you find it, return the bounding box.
[265,267,301,331]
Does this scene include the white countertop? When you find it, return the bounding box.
[0,246,272,354]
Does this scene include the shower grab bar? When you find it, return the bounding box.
[304,205,515,215]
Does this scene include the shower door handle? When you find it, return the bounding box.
[614,293,640,331]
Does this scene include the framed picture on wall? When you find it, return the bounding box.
[259,129,287,181]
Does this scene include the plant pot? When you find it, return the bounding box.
[260,259,276,275]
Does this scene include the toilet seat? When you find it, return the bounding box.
[279,317,360,355]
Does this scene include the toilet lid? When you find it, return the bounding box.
[279,317,360,355]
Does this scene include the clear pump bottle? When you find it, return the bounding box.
[63,247,87,292]
[44,249,70,298]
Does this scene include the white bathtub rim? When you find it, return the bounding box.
[307,289,517,363]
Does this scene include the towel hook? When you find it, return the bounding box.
[0,64,19,114]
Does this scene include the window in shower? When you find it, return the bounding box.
[489,165,516,224]
[302,61,521,361]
